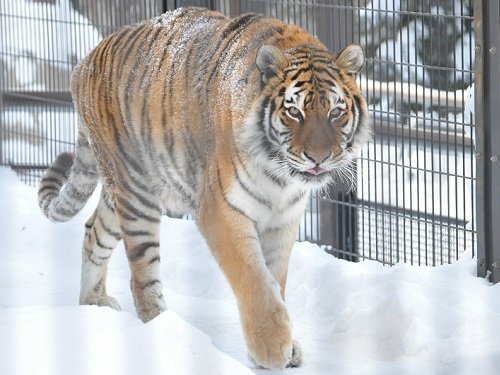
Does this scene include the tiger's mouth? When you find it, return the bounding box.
[304,166,328,175]
[290,165,332,183]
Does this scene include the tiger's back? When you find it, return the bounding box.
[39,7,370,370]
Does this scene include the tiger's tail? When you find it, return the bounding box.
[38,128,99,222]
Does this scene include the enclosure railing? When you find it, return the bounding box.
[474,0,500,283]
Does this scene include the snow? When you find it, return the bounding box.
[0,307,253,375]
[375,20,431,85]
[1,167,499,374]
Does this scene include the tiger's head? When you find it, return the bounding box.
[247,43,370,188]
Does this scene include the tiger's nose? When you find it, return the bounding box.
[303,150,332,164]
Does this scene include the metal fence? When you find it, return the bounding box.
[1,0,498,280]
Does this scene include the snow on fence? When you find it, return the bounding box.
[0,0,486,270]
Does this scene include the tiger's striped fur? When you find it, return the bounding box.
[38,7,370,369]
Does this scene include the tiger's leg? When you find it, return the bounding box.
[260,221,303,368]
[80,188,121,310]
[197,195,293,370]
[113,186,166,323]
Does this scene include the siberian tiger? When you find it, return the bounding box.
[38,7,370,369]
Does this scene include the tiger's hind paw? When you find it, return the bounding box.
[80,295,121,311]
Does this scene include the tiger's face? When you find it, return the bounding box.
[254,43,370,188]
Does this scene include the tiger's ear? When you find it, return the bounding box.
[335,43,365,76]
[256,45,287,81]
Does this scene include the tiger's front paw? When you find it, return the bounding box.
[286,339,303,368]
[80,294,121,311]
[244,301,294,369]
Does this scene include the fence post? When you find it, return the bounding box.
[0,81,4,166]
[320,183,358,262]
[228,0,241,17]
[475,0,500,283]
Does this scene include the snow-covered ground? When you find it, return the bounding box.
[1,167,499,374]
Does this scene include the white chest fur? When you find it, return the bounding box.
[226,163,310,234]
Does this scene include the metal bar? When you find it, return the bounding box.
[2,91,73,106]
[475,0,500,283]
[375,120,474,148]
[358,78,468,111]
[228,0,241,17]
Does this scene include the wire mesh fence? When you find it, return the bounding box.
[0,0,478,267]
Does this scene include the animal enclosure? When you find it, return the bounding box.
[1,0,498,281]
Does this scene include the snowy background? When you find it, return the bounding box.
[1,167,500,374]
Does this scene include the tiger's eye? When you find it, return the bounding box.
[329,108,342,121]
[287,106,303,121]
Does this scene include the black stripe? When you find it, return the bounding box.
[345,95,362,144]
[216,167,255,224]
[205,14,263,95]
[149,256,161,264]
[353,95,366,133]
[122,229,153,237]
[115,137,144,176]
[66,182,93,202]
[93,227,115,250]
[164,129,180,171]
[258,95,271,129]
[50,166,71,177]
[313,66,340,82]
[140,279,162,290]
[101,193,116,213]
[115,209,138,222]
[293,79,313,88]
[157,153,196,209]
[38,183,61,196]
[289,67,310,81]
[232,161,273,210]
[124,26,159,129]
[221,13,259,42]
[93,35,116,127]
[112,24,151,145]
[317,78,338,88]
[128,242,160,262]
[93,278,104,293]
[164,10,196,119]
[257,96,281,158]
[84,247,103,266]
[179,128,201,187]
[100,27,142,139]
[116,197,161,223]
[103,27,135,140]
[97,215,121,240]
[138,27,166,144]
[267,99,284,148]
[41,176,63,185]
[116,173,161,214]
[117,168,151,195]
[237,26,284,85]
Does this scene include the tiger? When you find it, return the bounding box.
[37,6,370,369]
